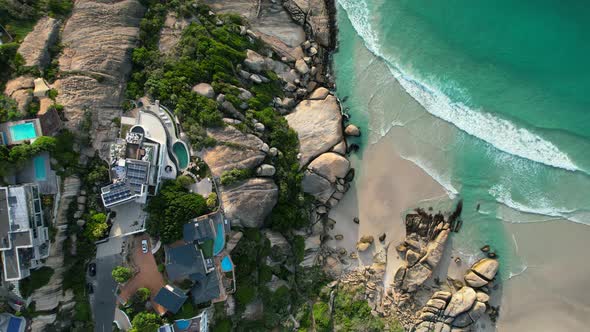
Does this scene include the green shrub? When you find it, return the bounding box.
[145,180,209,243]
[235,284,256,306]
[312,301,331,332]
[111,266,132,283]
[220,168,252,186]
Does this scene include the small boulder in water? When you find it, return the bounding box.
[353,217,360,224]
[480,245,490,253]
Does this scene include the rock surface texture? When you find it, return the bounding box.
[202,125,267,176]
[55,0,145,157]
[17,17,60,68]
[285,91,343,167]
[221,178,278,228]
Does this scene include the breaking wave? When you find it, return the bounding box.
[338,0,580,173]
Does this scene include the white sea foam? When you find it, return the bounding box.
[398,154,459,197]
[489,184,586,224]
[338,0,580,173]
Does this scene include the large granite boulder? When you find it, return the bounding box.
[55,0,145,157]
[201,126,267,176]
[17,17,60,69]
[221,178,278,228]
[192,83,215,98]
[443,287,477,318]
[307,152,350,183]
[3,76,35,114]
[284,0,332,48]
[285,92,342,167]
[471,258,499,280]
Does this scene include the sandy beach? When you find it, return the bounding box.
[498,220,590,331]
[331,19,590,330]
[326,128,448,283]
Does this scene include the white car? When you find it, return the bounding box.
[141,240,148,254]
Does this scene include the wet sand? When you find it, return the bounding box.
[498,220,590,331]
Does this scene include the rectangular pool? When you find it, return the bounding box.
[9,122,37,141]
[34,156,47,181]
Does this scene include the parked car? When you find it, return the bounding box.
[141,240,148,254]
[87,283,94,294]
[88,263,96,277]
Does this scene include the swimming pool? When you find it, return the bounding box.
[33,156,47,181]
[221,256,233,272]
[213,222,225,256]
[174,319,190,330]
[9,122,37,141]
[7,316,23,332]
[172,141,189,170]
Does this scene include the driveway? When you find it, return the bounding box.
[92,237,124,332]
[118,234,166,315]
[110,203,146,237]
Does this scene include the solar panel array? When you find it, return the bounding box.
[126,161,149,193]
[102,182,133,206]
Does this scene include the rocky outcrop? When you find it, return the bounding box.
[54,0,145,157]
[301,152,349,203]
[221,178,278,228]
[285,90,343,167]
[464,258,499,288]
[201,126,267,176]
[283,0,333,48]
[3,76,34,114]
[393,205,462,296]
[203,0,306,61]
[17,17,60,69]
[159,12,195,54]
[263,230,291,263]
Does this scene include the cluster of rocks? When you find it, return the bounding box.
[335,248,389,317]
[393,207,461,299]
[412,257,499,332]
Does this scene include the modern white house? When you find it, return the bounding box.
[0,184,50,282]
[101,100,183,208]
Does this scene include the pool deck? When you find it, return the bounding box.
[5,152,58,194]
[0,119,43,145]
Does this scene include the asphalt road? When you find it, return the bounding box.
[91,237,124,332]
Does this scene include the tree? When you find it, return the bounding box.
[176,174,195,187]
[111,266,132,284]
[130,312,161,332]
[206,193,217,210]
[134,287,151,303]
[84,212,108,242]
[146,180,209,243]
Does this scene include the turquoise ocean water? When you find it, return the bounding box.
[334,0,590,278]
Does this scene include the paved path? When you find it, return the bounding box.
[92,236,123,332]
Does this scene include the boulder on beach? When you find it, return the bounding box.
[286,94,343,167]
[306,152,350,183]
[344,124,361,137]
[443,287,477,317]
[471,258,499,280]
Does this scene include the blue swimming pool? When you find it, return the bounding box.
[175,319,190,330]
[213,222,224,256]
[221,256,233,272]
[172,141,189,170]
[7,316,23,332]
[34,156,47,181]
[9,122,37,141]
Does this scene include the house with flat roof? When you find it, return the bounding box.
[0,184,50,282]
[154,284,188,314]
[100,100,182,208]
